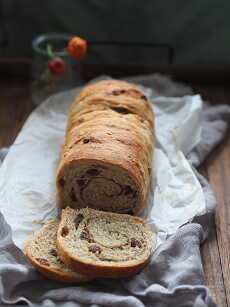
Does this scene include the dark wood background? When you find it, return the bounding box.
[0,61,230,307]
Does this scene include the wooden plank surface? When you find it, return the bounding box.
[194,85,230,307]
[2,59,230,84]
[0,80,33,147]
[204,139,230,307]
[0,77,229,307]
[200,162,228,307]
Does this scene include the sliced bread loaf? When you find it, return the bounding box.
[57,207,153,278]
[56,79,154,216]
[25,219,94,283]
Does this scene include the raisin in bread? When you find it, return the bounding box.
[57,207,153,278]
[56,79,154,215]
[25,219,93,283]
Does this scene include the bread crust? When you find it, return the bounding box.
[57,243,149,278]
[57,208,153,279]
[24,221,94,283]
[56,79,154,215]
[76,79,147,102]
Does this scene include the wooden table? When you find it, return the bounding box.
[0,63,230,307]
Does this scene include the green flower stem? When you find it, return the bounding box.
[47,44,54,59]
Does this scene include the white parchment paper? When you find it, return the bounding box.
[0,77,206,249]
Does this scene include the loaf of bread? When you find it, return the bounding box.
[56,79,154,215]
[57,207,153,278]
[24,219,93,283]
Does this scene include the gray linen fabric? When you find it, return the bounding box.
[0,75,230,307]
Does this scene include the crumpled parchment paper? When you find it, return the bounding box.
[0,76,206,249]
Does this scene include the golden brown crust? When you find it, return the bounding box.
[73,94,153,125]
[24,224,94,283]
[56,79,154,215]
[57,241,149,278]
[26,249,92,283]
[76,79,147,102]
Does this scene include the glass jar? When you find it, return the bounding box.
[31,33,82,105]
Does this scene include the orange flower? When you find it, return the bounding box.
[66,36,87,59]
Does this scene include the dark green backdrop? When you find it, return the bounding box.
[1,0,229,66]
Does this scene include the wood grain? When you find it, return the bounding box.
[2,59,230,84]
[0,80,33,147]
[200,165,227,307]
[207,139,230,307]
[194,85,230,307]
[201,222,227,307]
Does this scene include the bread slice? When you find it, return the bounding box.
[57,207,153,278]
[25,219,94,283]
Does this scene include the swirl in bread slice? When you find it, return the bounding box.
[57,207,153,278]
